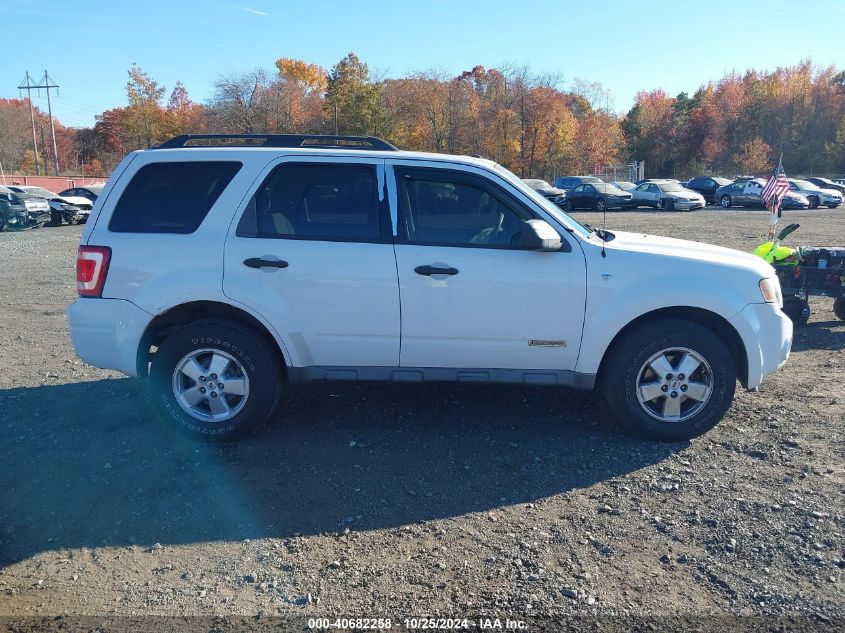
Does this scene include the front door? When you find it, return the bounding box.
[389,161,587,372]
[223,156,400,369]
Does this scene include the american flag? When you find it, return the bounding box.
[761,157,789,227]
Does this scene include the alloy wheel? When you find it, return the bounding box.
[171,348,250,422]
[635,347,713,423]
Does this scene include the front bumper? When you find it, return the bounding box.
[67,298,154,377]
[671,199,705,210]
[728,302,792,389]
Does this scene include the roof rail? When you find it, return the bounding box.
[154,134,398,151]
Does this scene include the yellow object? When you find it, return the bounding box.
[753,242,795,264]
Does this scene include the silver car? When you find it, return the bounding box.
[631,180,706,211]
[787,179,842,209]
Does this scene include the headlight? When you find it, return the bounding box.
[759,277,782,306]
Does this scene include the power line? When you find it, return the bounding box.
[17,71,41,175]
[37,70,61,175]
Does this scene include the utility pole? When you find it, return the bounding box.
[17,71,41,175]
[38,70,61,175]
[39,122,49,171]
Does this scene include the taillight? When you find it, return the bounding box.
[76,246,111,297]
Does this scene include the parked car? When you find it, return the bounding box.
[715,179,809,209]
[804,177,845,196]
[522,179,568,208]
[7,185,94,225]
[67,133,792,443]
[786,179,842,209]
[685,176,733,204]
[631,180,705,211]
[611,181,636,191]
[0,186,50,230]
[59,184,104,203]
[566,182,635,211]
[553,176,603,191]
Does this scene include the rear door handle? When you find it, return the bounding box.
[415,265,459,276]
[244,257,289,269]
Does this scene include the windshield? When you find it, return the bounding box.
[582,176,602,183]
[24,187,58,197]
[615,181,635,189]
[658,183,685,192]
[793,179,820,191]
[523,179,553,190]
[595,184,623,194]
[494,164,591,238]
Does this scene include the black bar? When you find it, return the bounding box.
[243,257,289,269]
[414,265,459,276]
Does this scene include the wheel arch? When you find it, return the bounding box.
[596,306,748,390]
[136,300,289,379]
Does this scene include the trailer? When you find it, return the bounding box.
[773,247,845,323]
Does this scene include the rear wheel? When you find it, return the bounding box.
[149,319,283,440]
[596,198,607,212]
[808,196,819,209]
[720,195,732,208]
[833,297,845,321]
[782,296,810,324]
[0,215,6,232]
[603,318,736,441]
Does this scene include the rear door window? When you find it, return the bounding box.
[243,162,382,242]
[109,161,241,233]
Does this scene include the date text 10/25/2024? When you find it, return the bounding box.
[307,618,528,630]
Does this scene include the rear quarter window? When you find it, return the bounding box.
[108,161,241,233]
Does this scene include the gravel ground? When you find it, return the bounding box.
[0,208,843,630]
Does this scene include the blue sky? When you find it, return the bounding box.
[3,0,844,128]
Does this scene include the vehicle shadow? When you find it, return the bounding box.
[0,378,685,566]
[791,317,845,352]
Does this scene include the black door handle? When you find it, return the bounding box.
[415,265,459,276]
[244,257,289,269]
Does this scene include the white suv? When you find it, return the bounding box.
[67,134,792,441]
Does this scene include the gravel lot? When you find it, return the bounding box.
[0,208,843,630]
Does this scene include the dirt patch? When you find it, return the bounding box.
[0,208,843,626]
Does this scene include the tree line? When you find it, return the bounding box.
[1,54,843,180]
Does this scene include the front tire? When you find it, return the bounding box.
[49,210,63,226]
[833,297,845,321]
[720,195,732,209]
[149,319,283,440]
[603,318,736,441]
[808,196,819,209]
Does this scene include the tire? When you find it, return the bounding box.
[827,205,839,209]
[49,210,62,227]
[149,319,283,440]
[0,215,6,232]
[596,198,606,212]
[808,196,819,210]
[603,318,736,441]
[781,296,810,324]
[833,297,845,321]
[720,195,732,209]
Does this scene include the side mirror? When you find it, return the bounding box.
[519,219,562,251]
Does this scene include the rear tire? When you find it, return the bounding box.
[782,296,810,324]
[720,195,732,208]
[149,319,283,441]
[596,198,606,212]
[603,318,736,441]
[49,211,62,227]
[808,196,819,209]
[831,297,845,321]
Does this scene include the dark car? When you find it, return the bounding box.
[685,176,733,204]
[0,186,50,230]
[714,179,809,210]
[553,176,603,191]
[805,177,845,196]
[59,184,104,203]
[522,179,568,208]
[567,182,635,211]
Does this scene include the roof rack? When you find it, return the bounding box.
[154,134,398,151]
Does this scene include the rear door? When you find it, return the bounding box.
[389,161,586,372]
[223,156,400,369]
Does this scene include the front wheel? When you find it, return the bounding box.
[49,210,63,226]
[149,319,283,440]
[808,196,819,209]
[720,195,732,208]
[603,318,736,441]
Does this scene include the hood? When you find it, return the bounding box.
[817,187,842,198]
[605,230,773,278]
[54,195,93,207]
[538,187,566,196]
[667,189,703,200]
